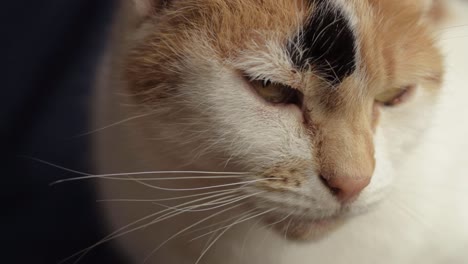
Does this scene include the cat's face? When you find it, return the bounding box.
[125,0,444,240]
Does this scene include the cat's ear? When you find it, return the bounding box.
[132,0,169,17]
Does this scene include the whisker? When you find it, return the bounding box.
[189,210,263,242]
[22,157,248,185]
[185,208,258,235]
[61,189,239,264]
[141,201,255,264]
[201,227,222,260]
[134,178,278,192]
[283,217,294,240]
[193,208,277,264]
[97,180,258,204]
[54,174,247,185]
[264,212,293,229]
[154,191,263,213]
[64,179,265,263]
[72,188,262,264]
[151,194,241,213]
[72,111,158,137]
[256,212,293,251]
[143,191,264,263]
[97,189,234,203]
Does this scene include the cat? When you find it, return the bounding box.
[92,0,468,263]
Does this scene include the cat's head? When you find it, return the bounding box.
[124,0,445,240]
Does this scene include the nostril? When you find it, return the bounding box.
[319,174,341,196]
[319,173,371,203]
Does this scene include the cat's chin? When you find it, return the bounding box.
[265,214,347,242]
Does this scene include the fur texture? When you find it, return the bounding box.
[93,0,468,263]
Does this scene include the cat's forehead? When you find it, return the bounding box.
[135,0,442,101]
[288,0,357,85]
[168,0,438,90]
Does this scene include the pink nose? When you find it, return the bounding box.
[319,174,371,203]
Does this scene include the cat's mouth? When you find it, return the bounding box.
[264,213,346,241]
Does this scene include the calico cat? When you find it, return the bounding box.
[92,0,468,263]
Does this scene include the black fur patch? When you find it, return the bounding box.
[289,1,356,84]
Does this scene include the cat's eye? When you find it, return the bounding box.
[375,85,415,106]
[250,79,303,106]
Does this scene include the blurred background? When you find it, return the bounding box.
[1,1,126,263]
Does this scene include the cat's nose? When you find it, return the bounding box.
[319,173,371,203]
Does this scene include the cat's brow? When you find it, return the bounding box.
[289,0,357,85]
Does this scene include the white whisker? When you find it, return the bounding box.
[283,217,294,240]
[142,201,253,264]
[190,207,275,242]
[193,208,277,264]
[74,189,260,264]
[97,189,233,203]
[151,194,239,212]
[73,111,158,137]
[153,191,263,213]
[54,174,247,185]
[23,157,248,185]
[186,208,258,235]
[61,188,238,264]
[134,178,278,192]
[264,212,293,229]
[257,212,293,251]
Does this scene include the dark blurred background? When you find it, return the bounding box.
[1,1,127,263]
